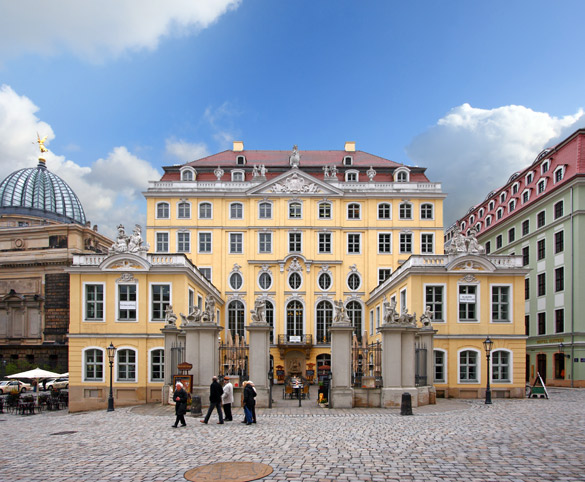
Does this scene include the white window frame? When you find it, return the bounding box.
[198,267,212,282]
[258,272,273,291]
[83,282,106,322]
[457,348,481,384]
[394,168,410,182]
[231,169,245,181]
[400,288,407,314]
[148,347,165,383]
[434,348,447,384]
[198,201,213,219]
[229,271,244,291]
[377,202,392,220]
[345,170,359,182]
[522,189,531,204]
[378,232,392,254]
[149,283,172,322]
[508,199,516,213]
[399,232,413,254]
[541,160,550,174]
[499,192,507,203]
[424,283,446,322]
[420,203,434,220]
[258,201,273,219]
[229,232,244,254]
[457,283,480,323]
[554,165,565,183]
[399,202,413,220]
[258,231,272,254]
[229,202,244,220]
[496,207,504,220]
[155,231,169,253]
[478,208,484,218]
[537,178,547,194]
[488,200,495,211]
[116,283,138,323]
[177,231,190,253]
[198,231,212,254]
[490,284,513,324]
[421,232,434,254]
[347,202,361,220]
[318,232,332,254]
[288,272,303,291]
[177,201,191,219]
[288,231,303,253]
[82,346,105,382]
[115,347,138,383]
[156,202,170,219]
[288,201,303,220]
[346,232,361,254]
[318,201,332,219]
[180,167,195,181]
[236,155,246,166]
[512,182,519,195]
[491,349,513,383]
[378,268,392,285]
[347,272,362,291]
[526,172,534,184]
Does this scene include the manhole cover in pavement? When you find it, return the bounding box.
[184,462,273,482]
[50,431,78,436]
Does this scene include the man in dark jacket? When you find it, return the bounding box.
[172,381,188,428]
[243,380,257,425]
[201,375,224,424]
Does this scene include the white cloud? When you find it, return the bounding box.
[165,138,209,163]
[0,0,241,63]
[406,103,585,227]
[0,84,158,238]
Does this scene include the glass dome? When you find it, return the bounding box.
[0,160,86,225]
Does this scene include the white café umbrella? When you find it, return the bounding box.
[7,368,62,402]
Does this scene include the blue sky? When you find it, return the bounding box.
[1,1,584,237]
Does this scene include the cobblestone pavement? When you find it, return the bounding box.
[1,388,584,481]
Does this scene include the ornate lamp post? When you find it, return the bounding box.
[483,336,493,405]
[107,343,117,412]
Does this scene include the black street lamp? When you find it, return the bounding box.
[483,336,494,405]
[106,342,117,412]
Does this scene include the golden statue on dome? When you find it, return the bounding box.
[37,134,49,153]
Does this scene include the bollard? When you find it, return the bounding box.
[190,395,202,417]
[400,392,413,416]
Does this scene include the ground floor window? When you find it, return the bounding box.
[459,350,478,382]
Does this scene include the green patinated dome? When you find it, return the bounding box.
[0,159,86,225]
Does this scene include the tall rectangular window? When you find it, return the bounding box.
[347,233,361,254]
[537,239,546,260]
[318,202,331,219]
[485,241,491,254]
[492,351,510,382]
[84,349,104,381]
[399,203,412,219]
[289,232,302,252]
[399,233,412,253]
[118,285,136,321]
[117,349,136,381]
[319,233,332,253]
[150,349,164,382]
[421,233,434,253]
[198,232,211,253]
[508,228,515,243]
[555,309,564,333]
[555,231,564,253]
[496,235,502,249]
[85,284,104,320]
[425,285,444,321]
[230,203,243,219]
[378,269,392,284]
[524,278,530,300]
[537,273,546,296]
[522,220,529,236]
[554,201,564,219]
[259,232,272,253]
[378,233,392,253]
[522,246,529,266]
[259,202,272,219]
[378,203,391,219]
[177,232,190,252]
[538,312,546,335]
[555,267,564,292]
[434,351,445,383]
[156,232,169,252]
[229,233,243,254]
[492,286,510,322]
[151,284,170,321]
[459,285,477,321]
[459,351,478,382]
[537,211,546,228]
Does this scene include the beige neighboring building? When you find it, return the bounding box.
[0,150,111,375]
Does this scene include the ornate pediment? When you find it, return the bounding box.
[247,170,343,197]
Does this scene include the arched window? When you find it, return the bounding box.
[289,202,302,219]
[399,202,412,220]
[177,201,191,219]
[230,202,243,219]
[156,202,170,219]
[181,170,194,181]
[259,201,272,219]
[228,300,245,340]
[459,350,479,383]
[117,348,137,382]
[199,202,212,219]
[149,348,164,382]
[265,300,274,344]
[286,300,303,337]
[83,348,104,381]
[421,203,433,219]
[434,349,446,383]
[378,203,391,220]
[316,300,333,343]
[347,301,362,342]
[347,203,361,220]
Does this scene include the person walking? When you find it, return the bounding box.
[172,381,188,428]
[242,380,256,425]
[201,375,224,424]
[221,377,234,421]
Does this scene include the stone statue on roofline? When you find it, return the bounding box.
[108,224,149,257]
[446,226,485,256]
[289,145,301,167]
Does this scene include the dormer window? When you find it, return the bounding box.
[343,156,353,166]
[236,155,246,166]
[345,170,359,182]
[500,192,507,203]
[394,168,410,182]
[496,207,504,220]
[488,200,495,211]
[475,222,481,232]
[181,168,195,181]
[478,208,484,218]
[486,215,492,227]
[541,160,550,174]
[554,166,565,183]
[512,182,519,195]
[470,215,475,224]
[508,199,516,213]
[537,179,547,194]
[522,189,531,204]
[526,172,534,184]
[460,221,466,231]
[231,170,245,182]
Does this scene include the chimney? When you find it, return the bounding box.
[233,141,244,152]
[344,141,356,152]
